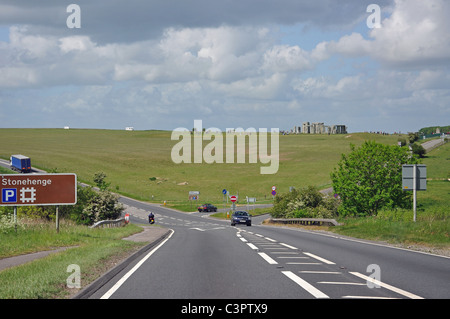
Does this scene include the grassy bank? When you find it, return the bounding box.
[0,220,146,298]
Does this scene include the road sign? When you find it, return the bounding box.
[402,165,427,191]
[230,195,237,202]
[222,189,227,195]
[271,190,276,196]
[402,164,427,222]
[272,186,276,191]
[0,174,77,206]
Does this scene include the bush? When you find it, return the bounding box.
[271,186,338,219]
[0,213,24,234]
[80,191,124,225]
[410,143,426,158]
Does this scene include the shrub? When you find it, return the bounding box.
[271,186,338,219]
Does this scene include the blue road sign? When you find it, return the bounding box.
[2,189,17,203]
[222,189,227,195]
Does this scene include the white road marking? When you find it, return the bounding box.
[280,243,298,250]
[258,252,278,265]
[318,281,366,286]
[349,272,423,299]
[247,243,258,250]
[282,271,329,299]
[303,252,335,265]
[100,229,174,299]
[286,262,322,265]
[299,271,342,274]
[264,237,277,242]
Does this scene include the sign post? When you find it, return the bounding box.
[230,195,237,212]
[402,164,427,222]
[0,174,77,232]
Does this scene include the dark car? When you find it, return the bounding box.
[197,203,217,212]
[231,211,252,226]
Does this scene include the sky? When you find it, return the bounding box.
[0,0,449,133]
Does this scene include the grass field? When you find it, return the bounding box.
[0,128,406,205]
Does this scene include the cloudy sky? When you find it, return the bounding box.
[0,0,449,133]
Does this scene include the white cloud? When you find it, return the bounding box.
[0,0,448,133]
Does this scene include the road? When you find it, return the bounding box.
[88,196,449,300]
[2,158,448,301]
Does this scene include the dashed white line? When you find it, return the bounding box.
[303,252,335,265]
[258,252,278,265]
[280,243,298,250]
[282,271,329,299]
[349,272,423,299]
[247,243,258,250]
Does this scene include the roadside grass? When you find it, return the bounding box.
[0,220,145,299]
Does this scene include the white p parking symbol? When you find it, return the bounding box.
[2,189,17,203]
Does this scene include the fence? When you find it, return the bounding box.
[269,218,340,226]
[90,218,126,228]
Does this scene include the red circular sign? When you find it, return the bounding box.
[230,195,237,202]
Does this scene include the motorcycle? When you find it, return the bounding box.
[148,214,155,224]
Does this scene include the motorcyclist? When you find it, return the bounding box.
[148,212,155,224]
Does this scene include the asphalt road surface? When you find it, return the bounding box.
[88,196,449,300]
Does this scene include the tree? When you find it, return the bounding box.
[93,171,110,191]
[331,141,419,217]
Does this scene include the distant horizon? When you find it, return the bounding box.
[2,125,448,135]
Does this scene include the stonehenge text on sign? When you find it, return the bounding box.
[0,174,77,206]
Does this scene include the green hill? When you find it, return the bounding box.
[0,128,406,204]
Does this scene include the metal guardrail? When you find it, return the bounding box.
[90,218,126,228]
[270,218,340,226]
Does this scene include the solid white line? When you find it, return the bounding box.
[349,272,423,299]
[258,252,278,264]
[100,229,174,299]
[280,243,298,250]
[282,271,329,299]
[303,252,335,265]
[247,243,258,250]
